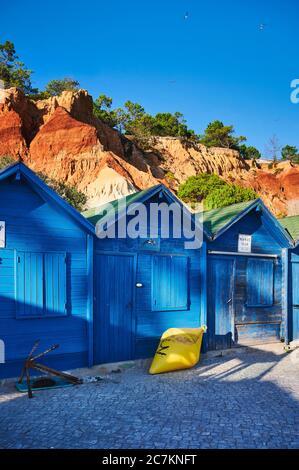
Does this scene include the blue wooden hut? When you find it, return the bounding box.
[83,185,207,364]
[0,163,94,378]
[202,199,294,350]
[279,215,299,344]
[1,163,297,379]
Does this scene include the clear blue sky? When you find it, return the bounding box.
[2,0,298,154]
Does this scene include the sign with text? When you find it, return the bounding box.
[0,221,5,248]
[238,234,252,253]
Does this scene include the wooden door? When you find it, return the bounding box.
[291,260,299,341]
[207,255,235,350]
[94,253,136,364]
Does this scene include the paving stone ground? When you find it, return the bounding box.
[1,345,299,449]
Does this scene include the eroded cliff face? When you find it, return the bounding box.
[0,87,299,215]
[0,88,162,205]
[151,137,249,182]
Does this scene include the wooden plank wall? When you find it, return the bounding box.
[207,209,285,348]
[94,193,203,359]
[0,178,89,378]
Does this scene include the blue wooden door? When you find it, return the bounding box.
[94,253,135,364]
[208,256,235,350]
[291,261,299,341]
[0,249,15,318]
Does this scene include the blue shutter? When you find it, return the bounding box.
[247,258,274,306]
[152,255,189,311]
[44,252,67,316]
[16,252,44,317]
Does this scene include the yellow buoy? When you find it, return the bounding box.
[149,326,207,374]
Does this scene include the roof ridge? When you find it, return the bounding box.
[82,185,162,217]
[279,214,299,220]
[202,199,258,216]
[0,162,95,234]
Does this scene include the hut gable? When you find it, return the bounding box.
[203,199,293,253]
[84,184,204,362]
[204,199,292,351]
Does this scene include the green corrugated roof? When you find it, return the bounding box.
[202,200,257,236]
[279,215,299,241]
[83,185,296,241]
[82,186,160,226]
[83,184,258,237]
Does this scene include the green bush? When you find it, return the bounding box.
[204,184,257,210]
[37,173,87,211]
[0,41,35,94]
[177,173,257,210]
[165,171,175,181]
[0,158,86,210]
[0,156,16,171]
[281,145,298,162]
[44,78,80,97]
[239,145,261,161]
[177,174,226,203]
[199,120,246,149]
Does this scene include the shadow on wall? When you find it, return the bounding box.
[0,294,90,379]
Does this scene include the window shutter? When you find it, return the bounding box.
[247,258,274,306]
[44,253,67,316]
[152,255,189,311]
[16,252,44,316]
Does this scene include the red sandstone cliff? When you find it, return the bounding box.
[0,87,298,215]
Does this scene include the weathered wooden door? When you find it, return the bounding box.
[234,256,281,345]
[291,260,299,341]
[207,255,235,350]
[94,252,136,364]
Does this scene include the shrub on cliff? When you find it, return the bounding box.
[30,78,80,101]
[177,174,226,203]
[0,157,86,210]
[199,120,246,149]
[178,173,257,210]
[93,96,196,146]
[149,112,195,139]
[93,95,119,128]
[281,145,299,163]
[0,156,16,171]
[204,184,257,210]
[45,78,80,97]
[37,173,87,211]
[239,145,261,161]
[0,41,36,94]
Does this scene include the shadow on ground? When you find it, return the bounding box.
[0,344,299,449]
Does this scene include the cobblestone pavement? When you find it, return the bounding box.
[1,345,299,449]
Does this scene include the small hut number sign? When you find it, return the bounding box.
[0,221,5,248]
[238,234,251,253]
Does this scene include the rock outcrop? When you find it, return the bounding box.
[0,88,29,157]
[0,86,299,215]
[150,137,249,188]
